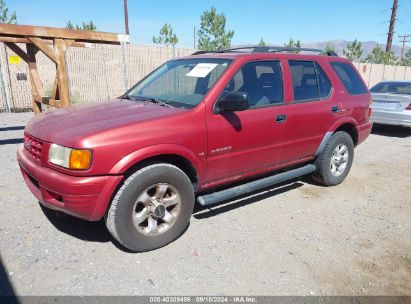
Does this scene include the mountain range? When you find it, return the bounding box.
[235,39,409,59]
[301,39,408,58]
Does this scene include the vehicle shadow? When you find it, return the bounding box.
[0,138,23,145]
[0,126,25,132]
[39,181,304,252]
[39,203,112,243]
[40,202,190,253]
[193,181,304,219]
[371,123,411,138]
[0,257,18,299]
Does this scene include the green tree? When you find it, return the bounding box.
[0,0,16,24]
[80,21,96,31]
[382,51,397,65]
[284,38,301,53]
[258,37,266,47]
[152,23,179,47]
[343,39,363,62]
[197,7,234,51]
[366,45,397,65]
[322,43,336,55]
[365,45,385,63]
[66,20,97,31]
[400,48,411,66]
[66,20,75,29]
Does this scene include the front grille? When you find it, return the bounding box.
[24,133,44,162]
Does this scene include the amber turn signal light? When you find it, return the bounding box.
[69,149,91,170]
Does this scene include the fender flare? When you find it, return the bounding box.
[315,117,358,156]
[108,144,204,183]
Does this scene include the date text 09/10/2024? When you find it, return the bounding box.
[149,296,257,303]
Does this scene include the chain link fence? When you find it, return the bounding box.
[1,42,411,112]
[0,43,194,112]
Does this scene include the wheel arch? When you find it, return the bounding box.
[316,119,359,156]
[329,117,359,145]
[109,144,203,189]
[334,123,358,146]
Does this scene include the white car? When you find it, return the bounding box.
[370,81,411,127]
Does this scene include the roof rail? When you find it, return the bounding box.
[192,46,338,57]
[191,50,223,55]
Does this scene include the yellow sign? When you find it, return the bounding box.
[8,56,21,65]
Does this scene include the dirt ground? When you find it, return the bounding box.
[0,112,410,296]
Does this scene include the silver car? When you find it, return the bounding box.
[370,81,411,127]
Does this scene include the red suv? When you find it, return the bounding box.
[18,46,373,251]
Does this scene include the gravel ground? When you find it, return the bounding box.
[0,112,410,296]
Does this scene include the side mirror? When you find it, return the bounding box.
[216,92,249,114]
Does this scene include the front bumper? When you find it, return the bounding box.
[371,110,411,127]
[17,144,123,221]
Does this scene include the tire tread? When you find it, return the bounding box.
[105,163,192,250]
[313,131,354,186]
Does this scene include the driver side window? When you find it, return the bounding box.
[223,61,284,109]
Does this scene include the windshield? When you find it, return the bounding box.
[370,82,411,95]
[125,58,232,108]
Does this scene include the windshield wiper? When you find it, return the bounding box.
[139,97,174,108]
[121,95,174,108]
[120,95,138,101]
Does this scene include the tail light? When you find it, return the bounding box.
[406,103,411,110]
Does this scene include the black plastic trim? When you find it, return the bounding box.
[197,164,316,206]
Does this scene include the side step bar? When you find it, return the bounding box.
[197,164,316,206]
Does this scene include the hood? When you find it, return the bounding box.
[25,99,185,145]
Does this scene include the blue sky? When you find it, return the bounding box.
[9,0,411,47]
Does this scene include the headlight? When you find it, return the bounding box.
[48,144,92,170]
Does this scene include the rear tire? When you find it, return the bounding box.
[105,163,195,252]
[312,131,354,186]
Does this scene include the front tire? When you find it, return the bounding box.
[106,163,195,252]
[312,131,354,186]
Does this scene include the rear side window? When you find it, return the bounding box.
[289,60,332,101]
[330,62,367,95]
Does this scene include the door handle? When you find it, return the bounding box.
[275,114,287,123]
[331,106,340,113]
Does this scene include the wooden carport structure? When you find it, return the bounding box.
[0,24,128,113]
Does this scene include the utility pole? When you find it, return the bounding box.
[399,34,410,61]
[123,0,129,35]
[386,0,398,52]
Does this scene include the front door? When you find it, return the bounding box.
[205,60,292,183]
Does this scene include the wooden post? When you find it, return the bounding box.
[54,39,70,108]
[26,44,43,114]
[0,24,126,113]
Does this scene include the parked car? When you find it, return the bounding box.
[18,46,373,252]
[370,81,411,127]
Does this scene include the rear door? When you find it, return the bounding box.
[282,60,337,161]
[329,61,370,124]
[205,60,293,183]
